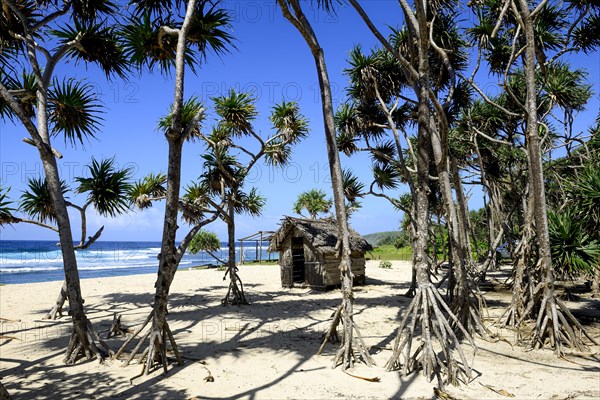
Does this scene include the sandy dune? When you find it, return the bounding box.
[1,260,599,399]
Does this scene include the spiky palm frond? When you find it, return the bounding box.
[121,13,198,74]
[532,3,568,53]
[373,164,401,190]
[234,187,265,217]
[569,165,600,231]
[446,80,474,125]
[394,193,413,213]
[573,12,600,53]
[292,189,332,219]
[201,149,242,193]
[336,128,359,157]
[0,72,38,121]
[183,181,209,206]
[52,21,128,79]
[187,3,235,60]
[48,78,104,146]
[0,0,40,47]
[75,158,132,217]
[264,142,292,166]
[370,140,397,165]
[265,101,308,166]
[129,172,167,209]
[429,11,469,89]
[157,96,206,140]
[213,90,257,137]
[342,169,365,203]
[484,35,513,76]
[188,229,221,254]
[466,9,496,49]
[0,187,18,226]
[542,62,591,112]
[549,208,600,278]
[270,100,309,144]
[180,182,210,225]
[20,177,69,223]
[129,0,183,15]
[345,45,379,102]
[71,0,118,23]
[335,102,361,133]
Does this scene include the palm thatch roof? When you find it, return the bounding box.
[268,216,373,254]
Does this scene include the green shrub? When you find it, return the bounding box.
[379,260,392,269]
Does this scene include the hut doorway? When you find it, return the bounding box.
[291,237,305,283]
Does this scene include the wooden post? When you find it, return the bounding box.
[259,231,263,263]
[239,240,244,265]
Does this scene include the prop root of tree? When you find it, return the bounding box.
[106,313,129,339]
[65,318,113,364]
[452,284,491,341]
[222,267,248,305]
[386,284,475,387]
[43,281,67,320]
[114,312,183,376]
[317,304,374,370]
[525,286,598,355]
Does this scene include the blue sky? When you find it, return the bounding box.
[1,0,598,242]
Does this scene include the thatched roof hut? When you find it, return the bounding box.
[269,217,373,289]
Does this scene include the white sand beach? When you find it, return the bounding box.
[1,260,599,399]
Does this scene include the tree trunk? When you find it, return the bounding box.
[277,0,372,370]
[33,69,108,362]
[385,1,475,385]
[517,0,597,354]
[44,281,67,320]
[116,138,185,374]
[222,199,248,305]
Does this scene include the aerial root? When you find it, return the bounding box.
[114,312,182,376]
[528,292,598,356]
[386,284,475,388]
[64,319,112,364]
[317,303,374,370]
[222,268,249,306]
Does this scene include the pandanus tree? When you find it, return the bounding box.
[276,0,374,370]
[5,158,132,320]
[199,91,307,305]
[117,90,307,370]
[344,0,479,385]
[293,189,332,220]
[0,0,129,362]
[468,0,599,354]
[112,0,235,375]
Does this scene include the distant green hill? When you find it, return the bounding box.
[362,231,401,246]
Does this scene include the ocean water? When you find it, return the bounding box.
[0,240,276,285]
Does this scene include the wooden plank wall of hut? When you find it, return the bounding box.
[280,245,293,288]
[321,253,366,286]
[303,242,324,288]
